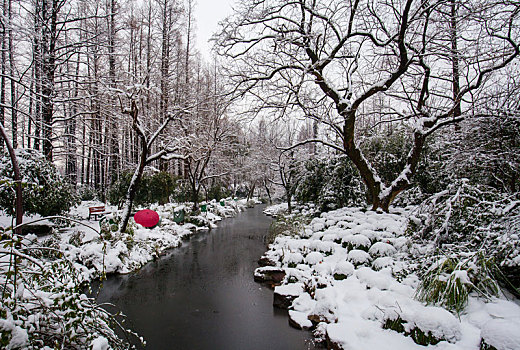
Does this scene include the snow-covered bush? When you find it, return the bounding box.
[0,149,78,217]
[382,304,461,345]
[408,179,520,298]
[0,231,139,349]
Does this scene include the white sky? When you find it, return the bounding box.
[193,0,235,61]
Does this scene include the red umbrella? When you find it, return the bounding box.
[134,209,160,228]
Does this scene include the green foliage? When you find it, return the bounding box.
[455,109,520,194]
[108,170,178,206]
[76,184,99,201]
[148,171,177,205]
[0,149,79,216]
[409,180,520,300]
[363,130,451,204]
[100,214,135,239]
[206,182,231,201]
[413,140,452,197]
[363,131,411,185]
[383,317,442,346]
[171,180,195,203]
[409,180,518,250]
[295,155,365,212]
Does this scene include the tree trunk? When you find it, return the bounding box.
[450,0,461,128]
[108,0,119,183]
[247,181,256,201]
[33,0,41,151]
[119,103,148,233]
[65,51,80,184]
[286,188,292,214]
[41,0,58,161]
[0,123,22,234]
[159,0,171,172]
[0,0,6,128]
[191,184,200,211]
[8,0,16,148]
[263,179,272,204]
[119,138,147,233]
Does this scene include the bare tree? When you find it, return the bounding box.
[118,98,185,233]
[218,0,520,211]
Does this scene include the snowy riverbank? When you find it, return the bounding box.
[256,205,520,350]
[1,198,256,282]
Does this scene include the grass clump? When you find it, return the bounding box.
[416,252,500,314]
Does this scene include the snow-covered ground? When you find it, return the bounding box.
[256,206,520,350]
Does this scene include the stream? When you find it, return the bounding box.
[94,205,318,349]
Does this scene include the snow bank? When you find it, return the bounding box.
[256,206,520,350]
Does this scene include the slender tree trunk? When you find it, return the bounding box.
[108,0,119,183]
[41,0,58,161]
[159,0,171,172]
[0,123,22,234]
[0,0,6,128]
[120,102,147,233]
[450,0,461,127]
[8,0,16,148]
[263,179,272,204]
[65,50,80,184]
[27,76,33,149]
[33,0,41,151]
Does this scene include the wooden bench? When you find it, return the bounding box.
[88,206,109,220]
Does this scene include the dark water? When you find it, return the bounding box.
[95,205,317,350]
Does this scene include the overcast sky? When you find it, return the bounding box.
[193,0,235,60]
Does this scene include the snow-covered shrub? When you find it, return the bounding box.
[408,180,520,296]
[100,214,136,239]
[333,261,354,280]
[452,102,520,194]
[347,249,371,266]
[416,253,500,314]
[295,155,365,212]
[0,149,79,216]
[283,252,304,268]
[368,242,397,257]
[305,251,324,265]
[342,234,371,252]
[382,305,461,345]
[0,232,139,349]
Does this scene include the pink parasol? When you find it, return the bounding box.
[134,209,160,228]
